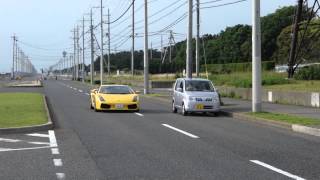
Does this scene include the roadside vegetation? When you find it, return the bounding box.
[246,112,320,126]
[0,93,47,128]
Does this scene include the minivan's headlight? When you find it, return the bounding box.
[133,96,138,102]
[99,96,105,102]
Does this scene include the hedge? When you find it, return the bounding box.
[202,61,275,74]
[295,65,320,80]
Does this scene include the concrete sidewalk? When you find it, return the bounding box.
[222,98,320,120]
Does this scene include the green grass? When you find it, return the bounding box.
[0,93,48,128]
[246,112,320,126]
[208,72,291,88]
[265,80,320,92]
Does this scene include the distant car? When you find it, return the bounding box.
[90,85,140,112]
[172,78,220,116]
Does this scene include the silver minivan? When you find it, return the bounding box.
[172,78,220,116]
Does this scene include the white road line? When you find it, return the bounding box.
[0,138,21,143]
[73,88,77,91]
[28,141,50,145]
[26,133,49,138]
[162,124,199,139]
[70,87,73,89]
[85,93,90,96]
[135,112,144,117]
[48,130,57,147]
[53,159,63,167]
[51,148,60,155]
[56,173,66,179]
[250,160,305,180]
[79,90,83,92]
[0,146,51,152]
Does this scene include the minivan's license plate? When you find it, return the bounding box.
[115,104,124,109]
[196,104,204,109]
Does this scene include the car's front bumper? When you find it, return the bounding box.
[185,101,220,112]
[96,101,139,111]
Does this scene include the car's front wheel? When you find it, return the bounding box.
[172,101,177,113]
[182,104,188,116]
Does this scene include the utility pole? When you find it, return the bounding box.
[12,35,16,79]
[186,0,193,78]
[196,0,200,77]
[82,16,86,82]
[288,0,303,78]
[90,9,95,85]
[107,8,111,76]
[144,0,149,94]
[72,28,76,80]
[252,0,262,112]
[100,0,104,85]
[160,34,163,60]
[76,26,80,80]
[150,42,153,60]
[131,0,135,76]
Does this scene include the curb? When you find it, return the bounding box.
[142,94,320,137]
[222,111,320,137]
[0,95,54,134]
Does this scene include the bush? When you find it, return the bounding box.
[203,61,275,74]
[209,72,289,88]
[294,65,320,80]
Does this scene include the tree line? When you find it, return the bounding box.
[92,5,319,76]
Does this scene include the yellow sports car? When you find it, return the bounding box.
[90,85,140,112]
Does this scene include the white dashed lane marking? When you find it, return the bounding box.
[51,148,60,155]
[56,173,66,179]
[53,159,63,167]
[162,124,200,139]
[48,130,57,147]
[134,113,144,117]
[250,160,305,180]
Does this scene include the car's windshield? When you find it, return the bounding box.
[185,80,215,92]
[99,86,133,94]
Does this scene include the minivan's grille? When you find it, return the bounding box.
[204,106,213,109]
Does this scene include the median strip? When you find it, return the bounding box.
[162,124,199,139]
[250,160,305,180]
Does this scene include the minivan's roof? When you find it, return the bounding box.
[176,78,210,81]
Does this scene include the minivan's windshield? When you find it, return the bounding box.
[185,80,214,92]
[99,86,134,94]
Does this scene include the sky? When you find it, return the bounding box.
[0,0,299,73]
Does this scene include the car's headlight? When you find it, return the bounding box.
[99,96,105,102]
[132,96,139,102]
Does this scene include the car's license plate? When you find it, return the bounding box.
[115,104,124,109]
[196,104,204,109]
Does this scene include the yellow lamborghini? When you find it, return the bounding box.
[90,85,140,112]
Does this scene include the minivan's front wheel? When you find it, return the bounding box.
[182,104,188,116]
[172,101,177,113]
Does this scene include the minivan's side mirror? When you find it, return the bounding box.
[177,88,183,92]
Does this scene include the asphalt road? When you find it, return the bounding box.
[1,79,320,179]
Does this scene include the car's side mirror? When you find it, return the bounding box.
[135,90,141,94]
[177,88,183,92]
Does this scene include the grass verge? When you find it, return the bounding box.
[0,93,48,128]
[246,112,320,126]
